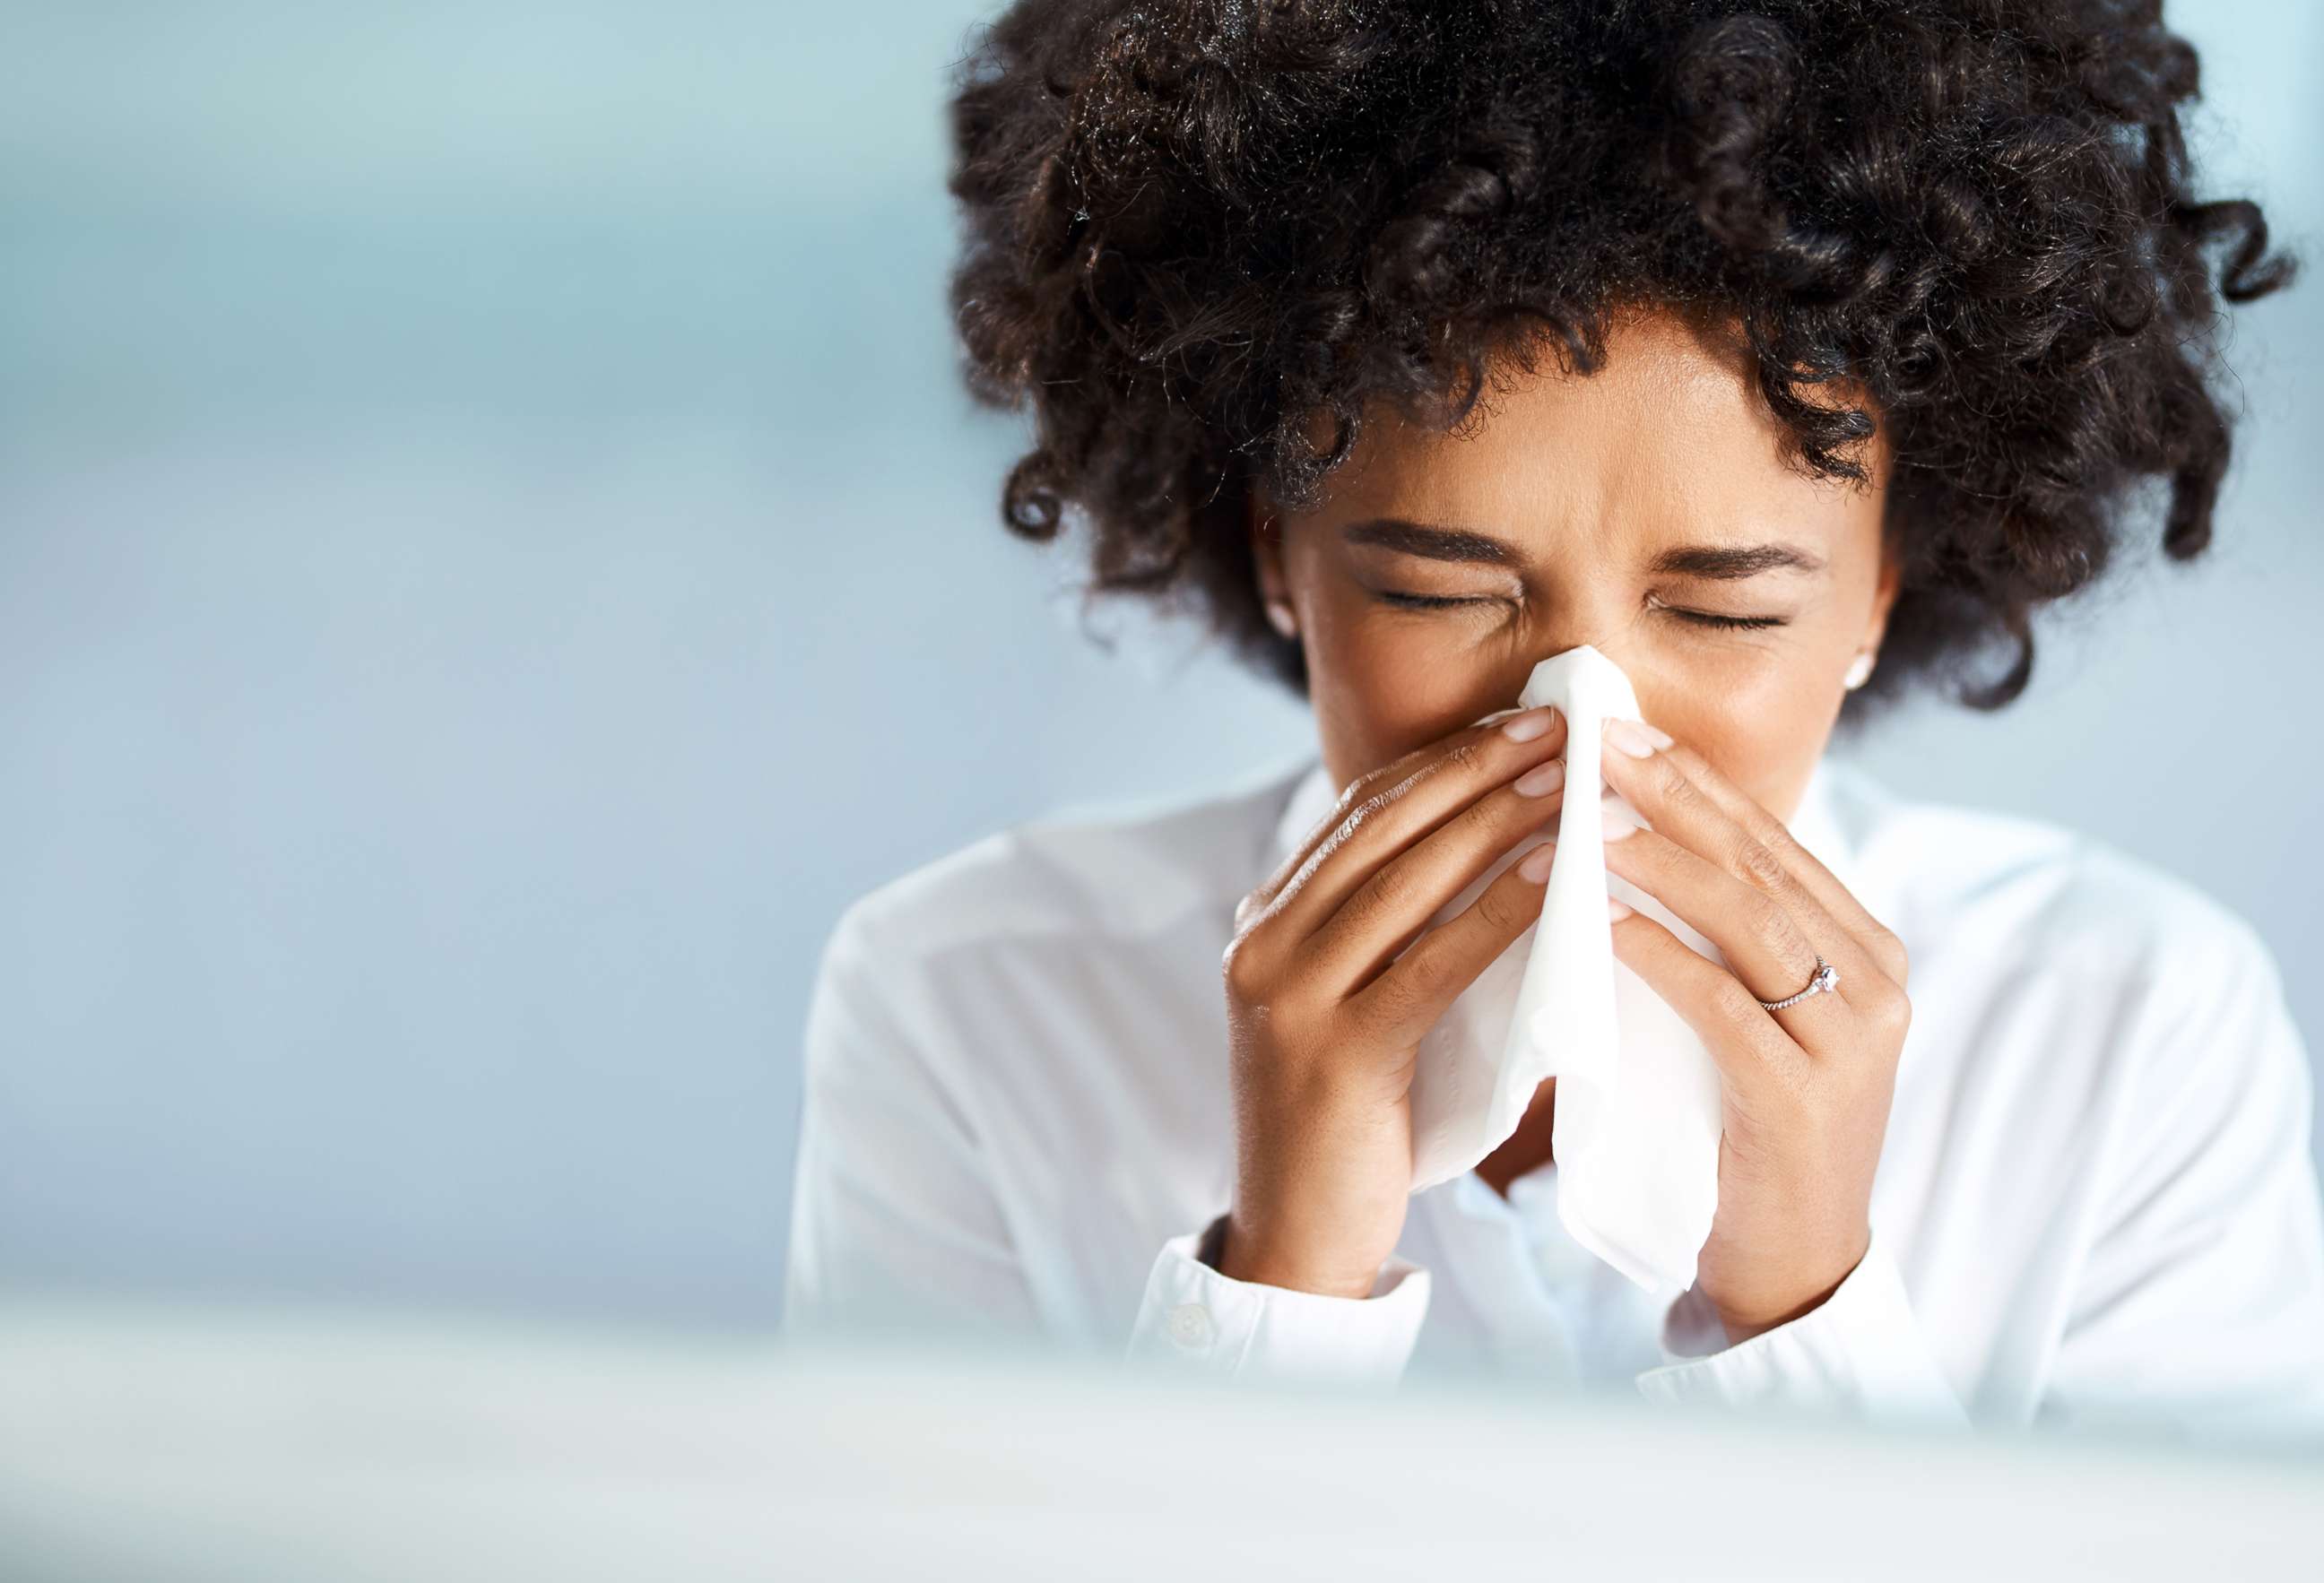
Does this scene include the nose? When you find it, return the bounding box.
[1505,627,1673,734]
[1516,627,1643,689]
[1523,590,1653,672]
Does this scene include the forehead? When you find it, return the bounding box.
[1308,305,1887,548]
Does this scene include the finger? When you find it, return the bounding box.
[1254,706,1561,915]
[1302,767,1569,995]
[1597,817,1853,1023]
[1258,705,1568,946]
[1239,705,1563,928]
[1603,724,1905,982]
[1597,724,1894,997]
[1348,836,1560,1046]
[1604,903,1808,1090]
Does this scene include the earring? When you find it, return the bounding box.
[1255,512,1297,638]
[1843,649,1875,691]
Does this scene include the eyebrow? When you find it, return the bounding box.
[1340,517,1827,579]
[1341,518,1522,567]
[1651,541,1829,579]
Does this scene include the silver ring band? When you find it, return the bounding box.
[1759,954,1839,1010]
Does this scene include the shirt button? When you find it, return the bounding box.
[1166,1302,1215,1349]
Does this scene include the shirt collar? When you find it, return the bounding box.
[1264,746,1859,900]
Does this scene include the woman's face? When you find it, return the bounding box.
[1251,301,1902,826]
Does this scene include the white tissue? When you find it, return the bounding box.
[1406,644,1726,1297]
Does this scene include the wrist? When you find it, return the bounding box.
[1214,1211,1382,1301]
[1710,1227,1870,1345]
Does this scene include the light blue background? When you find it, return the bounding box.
[3,2,2318,1330]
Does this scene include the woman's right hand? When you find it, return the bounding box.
[1216,704,1574,1298]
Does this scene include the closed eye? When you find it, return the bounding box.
[1373,589,1486,610]
[1375,585,1794,627]
[1669,609,1788,630]
[1646,590,1789,630]
[1375,588,1789,630]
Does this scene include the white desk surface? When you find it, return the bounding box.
[1,1297,2317,1580]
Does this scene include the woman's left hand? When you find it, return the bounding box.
[1592,715,1912,1345]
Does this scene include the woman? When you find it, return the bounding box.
[784,0,2324,1438]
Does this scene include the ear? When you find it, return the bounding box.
[1864,534,1903,653]
[1248,490,1288,601]
[1247,490,1302,641]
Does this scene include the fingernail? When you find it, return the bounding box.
[1608,897,1634,921]
[1601,808,1638,840]
[1514,758,1565,797]
[1501,705,1559,742]
[1518,842,1557,882]
[1602,717,1662,758]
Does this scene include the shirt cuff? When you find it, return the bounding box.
[1123,1215,1431,1387]
[1633,1225,1972,1429]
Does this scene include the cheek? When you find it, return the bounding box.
[1302,597,1504,783]
[1636,651,1837,816]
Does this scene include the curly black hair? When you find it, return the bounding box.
[942,0,2299,723]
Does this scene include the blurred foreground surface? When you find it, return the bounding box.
[1,1298,2318,1580]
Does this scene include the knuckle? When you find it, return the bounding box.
[1439,737,1487,780]
[1319,781,1376,841]
[1865,981,1912,1035]
[1219,931,1272,1000]
[1342,784,1397,837]
[1470,876,1533,937]
[1733,837,1791,895]
[1644,751,1696,804]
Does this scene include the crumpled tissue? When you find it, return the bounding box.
[1405,643,1726,1298]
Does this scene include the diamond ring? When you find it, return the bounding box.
[1758,954,1839,1010]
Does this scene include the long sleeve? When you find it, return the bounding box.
[781,903,1044,1347]
[786,898,1432,1381]
[1633,1224,1972,1428]
[2034,915,2324,1446]
[1634,913,2324,1447]
[1123,1211,1432,1387]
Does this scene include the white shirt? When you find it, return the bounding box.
[782,750,2324,1443]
